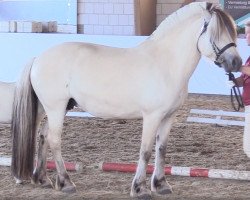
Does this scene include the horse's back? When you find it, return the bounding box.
[31,42,130,81]
[0,82,15,123]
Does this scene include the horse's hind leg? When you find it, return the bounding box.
[33,98,77,188]
[32,122,53,188]
[151,115,175,196]
[46,107,76,193]
[32,104,53,188]
[130,113,163,199]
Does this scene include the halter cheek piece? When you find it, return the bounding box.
[197,21,237,67]
[212,42,236,66]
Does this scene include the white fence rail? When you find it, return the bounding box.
[187,109,245,126]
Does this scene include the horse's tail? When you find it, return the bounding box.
[11,58,38,180]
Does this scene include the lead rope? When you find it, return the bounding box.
[227,72,244,111]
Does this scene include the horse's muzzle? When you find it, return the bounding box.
[222,56,242,72]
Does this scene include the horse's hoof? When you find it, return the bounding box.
[131,193,152,200]
[151,177,173,196]
[31,174,53,189]
[40,179,54,189]
[55,174,76,193]
[154,187,172,195]
[130,188,152,199]
[61,185,77,193]
[137,193,152,200]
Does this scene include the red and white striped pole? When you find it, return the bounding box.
[100,162,250,181]
[45,160,82,172]
[0,156,82,172]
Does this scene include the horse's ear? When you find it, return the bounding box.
[202,3,212,23]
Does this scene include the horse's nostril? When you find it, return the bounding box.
[232,57,242,71]
[232,59,237,69]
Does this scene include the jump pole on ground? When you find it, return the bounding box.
[0,156,82,172]
[100,162,250,181]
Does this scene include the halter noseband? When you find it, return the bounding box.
[212,42,236,65]
[197,21,237,67]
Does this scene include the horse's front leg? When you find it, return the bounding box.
[47,110,76,193]
[151,114,175,196]
[130,113,163,199]
[32,121,53,188]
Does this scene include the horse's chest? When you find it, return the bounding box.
[161,89,187,113]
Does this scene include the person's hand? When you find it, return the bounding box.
[226,80,235,88]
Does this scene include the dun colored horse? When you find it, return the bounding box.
[11,2,242,199]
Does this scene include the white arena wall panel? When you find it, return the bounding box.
[0,33,247,95]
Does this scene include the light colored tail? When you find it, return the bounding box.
[11,58,37,180]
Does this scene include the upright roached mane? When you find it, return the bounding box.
[11,2,241,199]
[149,3,236,42]
[207,4,237,43]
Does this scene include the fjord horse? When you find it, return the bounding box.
[11,2,242,199]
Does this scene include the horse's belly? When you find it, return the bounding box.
[77,97,142,119]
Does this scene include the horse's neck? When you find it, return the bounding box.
[141,17,202,84]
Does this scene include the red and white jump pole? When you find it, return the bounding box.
[0,156,82,172]
[100,162,250,181]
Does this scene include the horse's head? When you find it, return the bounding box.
[197,3,242,72]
